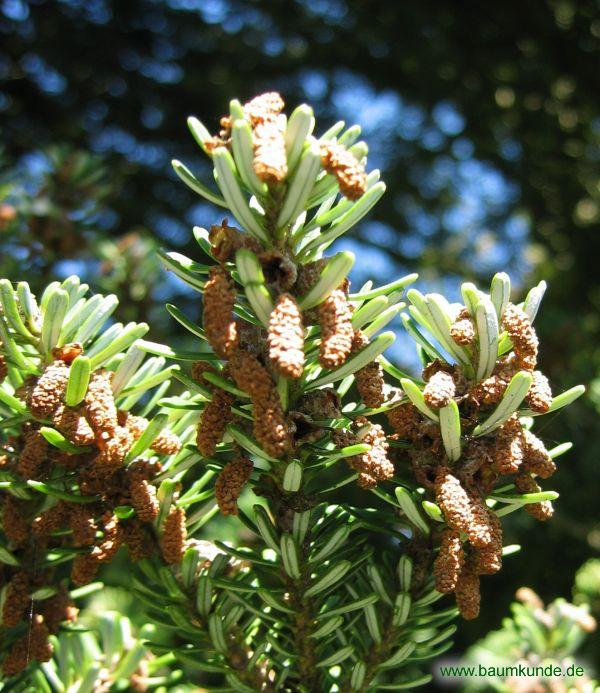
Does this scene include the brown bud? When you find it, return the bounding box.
[321,142,367,200]
[203,266,238,359]
[525,371,553,414]
[215,455,253,516]
[51,342,83,364]
[209,219,261,263]
[161,507,187,564]
[434,530,465,593]
[319,289,353,369]
[268,293,305,379]
[30,361,69,418]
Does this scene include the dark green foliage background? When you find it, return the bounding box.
[1,0,598,672]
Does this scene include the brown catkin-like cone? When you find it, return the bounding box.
[52,405,95,446]
[30,614,52,662]
[319,289,354,369]
[2,496,29,545]
[423,370,456,409]
[191,360,216,386]
[492,414,524,474]
[525,371,553,413]
[450,309,476,346]
[321,142,367,200]
[244,92,285,124]
[435,468,473,537]
[2,638,30,676]
[42,588,78,634]
[253,398,292,458]
[197,388,234,457]
[30,361,69,418]
[350,417,394,488]
[522,429,556,479]
[0,354,7,382]
[434,530,465,593]
[95,426,132,471]
[293,259,327,296]
[502,303,538,370]
[209,220,261,263]
[32,501,70,536]
[161,507,187,564]
[468,374,509,408]
[1,572,30,627]
[151,429,181,456]
[215,455,253,516]
[466,493,495,549]
[268,293,305,379]
[85,369,118,436]
[122,521,154,562]
[91,512,123,563]
[129,476,159,523]
[69,505,97,547]
[203,266,238,359]
[472,511,503,575]
[455,564,481,620]
[17,429,48,479]
[252,117,287,184]
[71,553,100,586]
[386,403,422,442]
[514,473,554,520]
[352,331,385,408]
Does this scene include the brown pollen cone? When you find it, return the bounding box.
[352,331,385,408]
[91,512,123,563]
[17,429,48,479]
[321,142,367,200]
[129,466,160,523]
[69,504,97,547]
[455,563,481,620]
[502,303,538,370]
[2,496,29,545]
[515,473,554,520]
[197,388,234,457]
[423,370,456,409]
[42,587,78,634]
[1,572,30,627]
[71,553,100,586]
[386,403,422,442]
[215,455,253,516]
[522,429,556,479]
[52,405,95,446]
[122,521,154,562]
[161,507,187,564]
[435,467,473,537]
[30,360,69,418]
[353,419,394,488]
[491,414,524,474]
[318,289,354,369]
[85,369,118,436]
[434,529,464,593]
[0,354,7,382]
[525,371,553,413]
[203,266,238,359]
[268,293,305,379]
[450,309,475,346]
[252,117,287,185]
[30,614,53,662]
[150,429,181,456]
[2,638,30,676]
